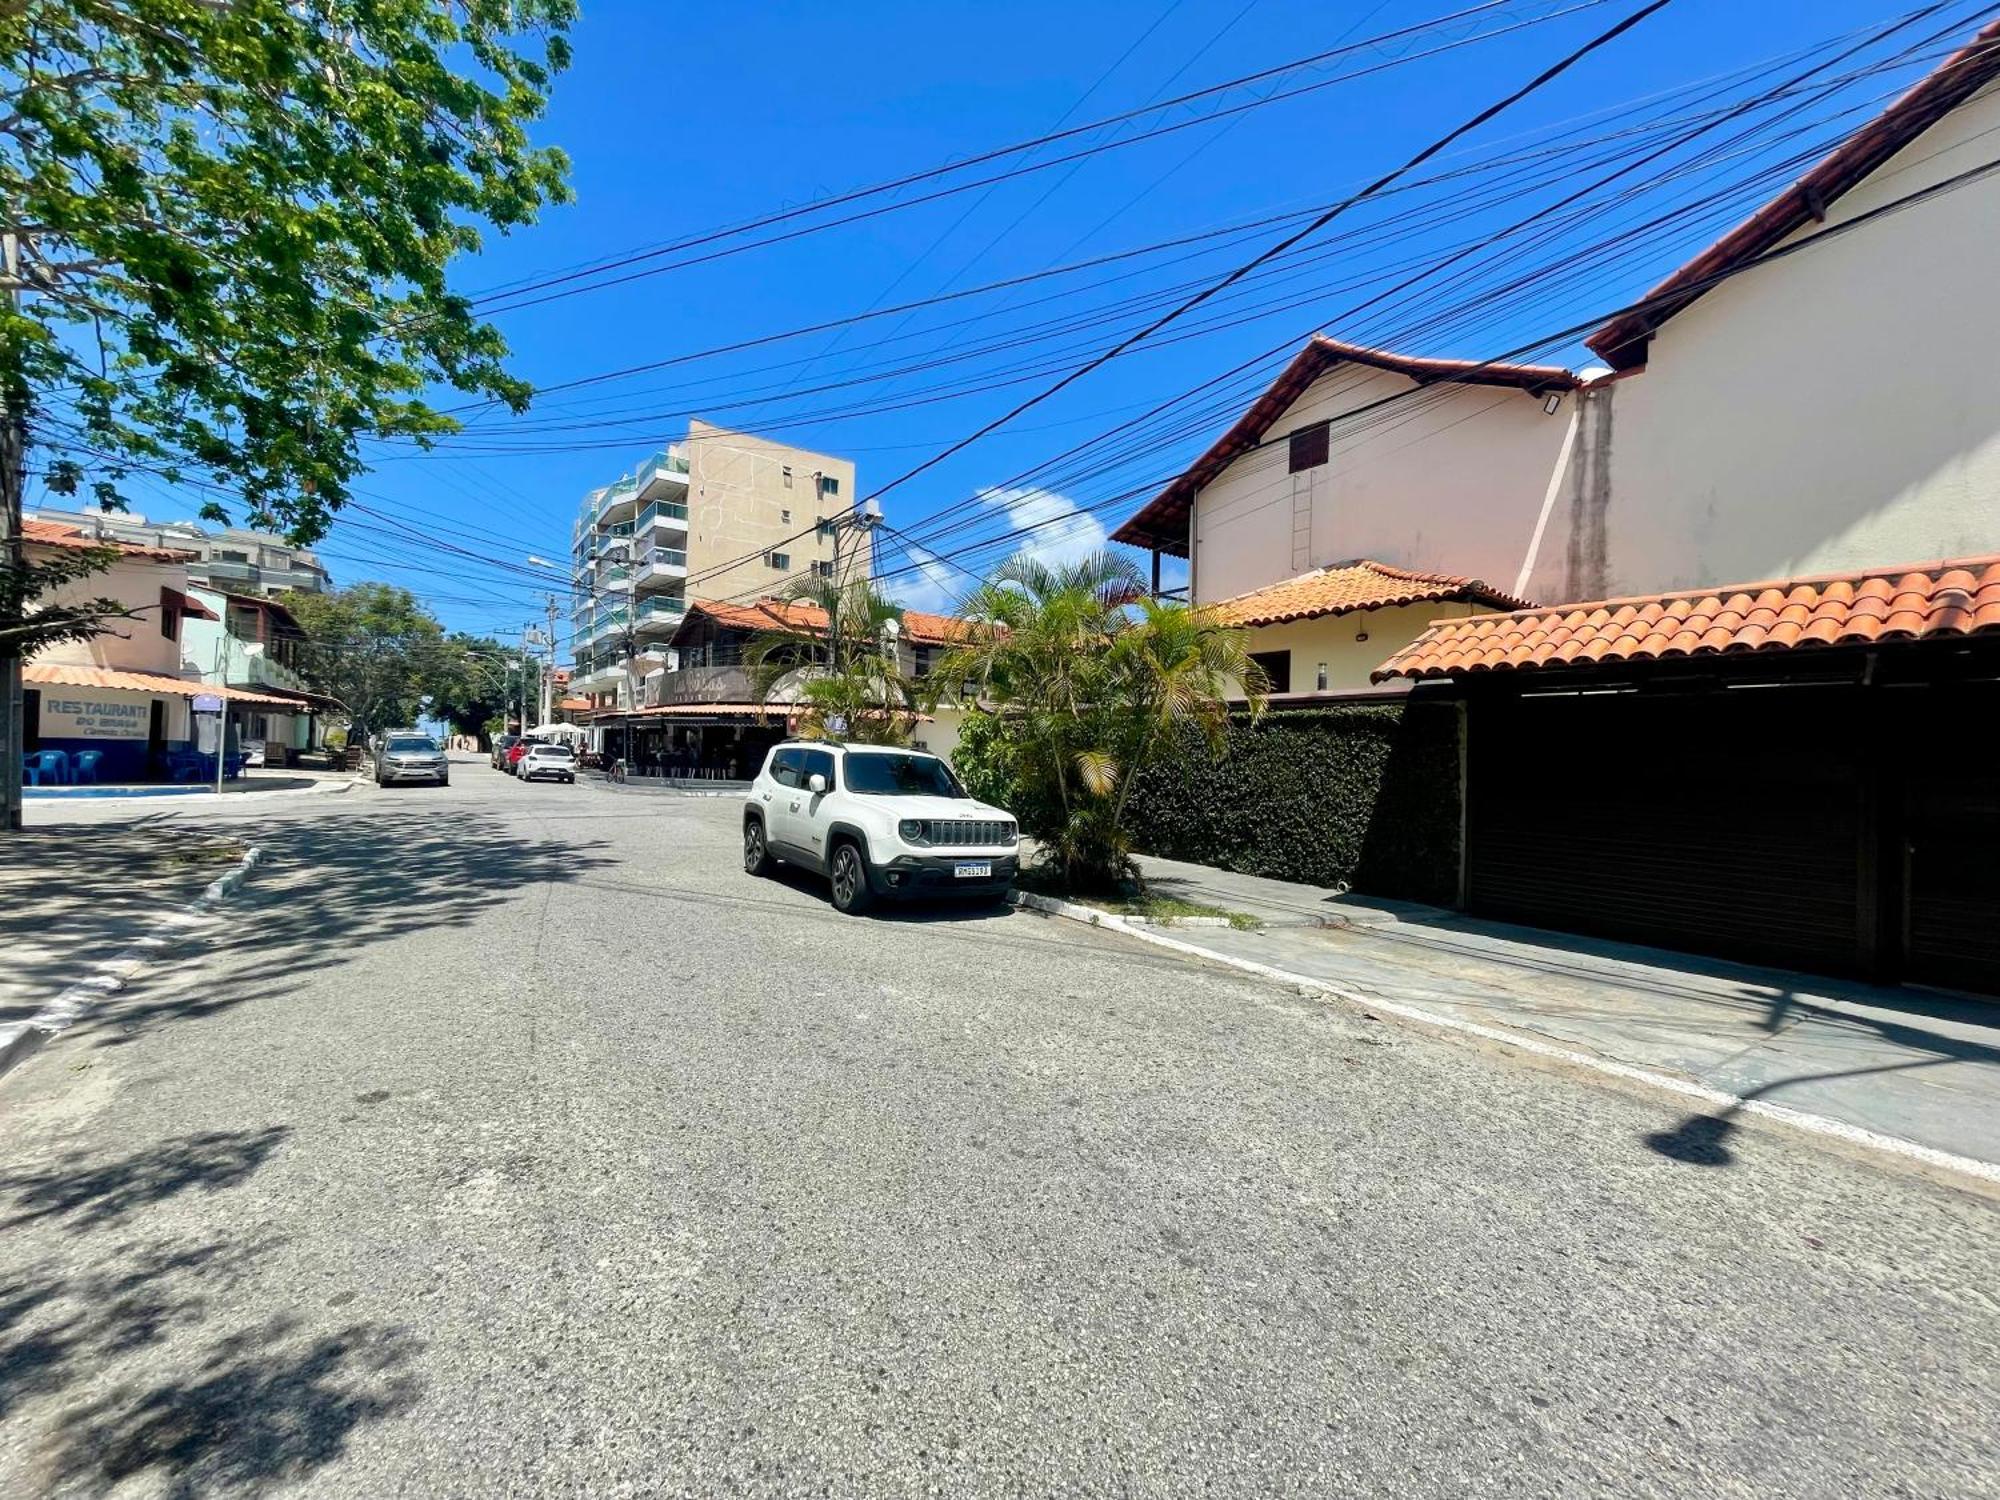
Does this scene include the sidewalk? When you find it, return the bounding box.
[1128,853,2000,1170]
[0,826,248,1030]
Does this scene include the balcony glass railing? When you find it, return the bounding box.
[600,520,635,539]
[638,547,686,571]
[635,596,686,625]
[636,500,688,532]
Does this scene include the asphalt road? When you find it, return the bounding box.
[3,762,1998,1498]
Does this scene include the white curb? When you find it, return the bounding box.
[0,844,265,1083]
[1019,889,2000,1189]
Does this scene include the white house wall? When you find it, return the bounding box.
[1530,78,2000,602]
[1191,364,1573,603]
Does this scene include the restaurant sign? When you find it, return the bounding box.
[39,692,152,741]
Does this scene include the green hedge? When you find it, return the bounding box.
[1123,702,1462,905]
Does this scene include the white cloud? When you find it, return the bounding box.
[888,536,963,616]
[974,485,1107,574]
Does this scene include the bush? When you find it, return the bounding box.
[1122,703,1461,905]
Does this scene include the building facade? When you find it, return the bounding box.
[568,420,863,712]
[29,506,332,598]
[182,588,321,756]
[21,519,291,781]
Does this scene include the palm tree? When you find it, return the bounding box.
[746,575,921,745]
[929,549,1263,893]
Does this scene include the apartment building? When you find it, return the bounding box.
[567,419,863,709]
[29,506,332,598]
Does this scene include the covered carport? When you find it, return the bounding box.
[1374,556,2000,996]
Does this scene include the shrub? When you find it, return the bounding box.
[1123,702,1461,906]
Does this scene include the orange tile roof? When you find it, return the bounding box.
[556,696,593,713]
[1373,555,2000,682]
[24,517,194,562]
[24,661,298,705]
[684,597,976,645]
[1208,560,1531,628]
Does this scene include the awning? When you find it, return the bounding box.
[166,588,219,621]
[24,661,298,706]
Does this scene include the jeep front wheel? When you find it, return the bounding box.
[829,841,873,915]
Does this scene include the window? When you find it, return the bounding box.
[771,748,804,788]
[800,748,836,790]
[216,549,250,563]
[766,551,790,571]
[844,752,963,797]
[159,587,179,640]
[818,474,840,497]
[814,560,834,579]
[780,508,791,525]
[912,644,938,678]
[782,466,793,488]
[1288,421,1330,473]
[1248,649,1291,694]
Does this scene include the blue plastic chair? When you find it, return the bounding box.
[31,749,69,785]
[71,749,103,785]
[22,755,41,788]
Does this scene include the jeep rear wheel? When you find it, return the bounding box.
[829,841,873,915]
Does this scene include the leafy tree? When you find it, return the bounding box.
[2,0,575,544]
[1,534,130,652]
[425,632,526,747]
[930,551,1265,894]
[747,576,922,746]
[281,582,446,745]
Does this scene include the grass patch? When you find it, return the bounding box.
[166,841,247,867]
[1015,866,1261,929]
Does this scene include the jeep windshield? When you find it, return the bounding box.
[843,752,964,798]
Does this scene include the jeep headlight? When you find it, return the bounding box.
[898,818,931,847]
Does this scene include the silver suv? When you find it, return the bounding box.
[373,733,448,787]
[742,741,1018,913]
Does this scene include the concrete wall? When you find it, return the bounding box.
[686,419,864,605]
[1190,364,1573,603]
[1528,79,2000,601]
[1233,601,1488,694]
[32,551,189,675]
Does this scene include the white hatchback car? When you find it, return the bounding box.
[518,742,577,784]
[742,741,1019,913]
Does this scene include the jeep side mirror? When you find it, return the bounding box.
[807,773,828,794]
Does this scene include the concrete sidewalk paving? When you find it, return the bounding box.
[0,826,249,1029]
[1130,853,2000,1170]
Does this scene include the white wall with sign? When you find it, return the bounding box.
[38,692,153,740]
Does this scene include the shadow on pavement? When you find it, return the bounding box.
[65,808,615,1050]
[0,1127,292,1234]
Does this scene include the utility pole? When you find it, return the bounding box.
[541,594,559,726]
[2,231,26,833]
[822,489,882,678]
[517,620,531,734]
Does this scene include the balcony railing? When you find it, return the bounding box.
[636,500,688,535]
[633,595,686,630]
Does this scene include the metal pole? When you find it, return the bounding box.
[518,621,529,733]
[542,594,559,725]
[1,231,25,832]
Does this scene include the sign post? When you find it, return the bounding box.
[193,693,225,795]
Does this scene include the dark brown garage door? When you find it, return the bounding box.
[1466,687,1865,977]
[1903,684,2000,995]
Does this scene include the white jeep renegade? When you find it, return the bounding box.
[742,741,1019,913]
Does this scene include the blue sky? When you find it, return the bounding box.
[70,0,1983,656]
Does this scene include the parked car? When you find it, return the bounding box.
[490,733,521,770]
[518,742,577,784]
[742,741,1018,914]
[373,733,449,787]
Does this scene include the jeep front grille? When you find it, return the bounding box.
[922,819,1014,847]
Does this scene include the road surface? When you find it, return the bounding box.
[3,762,1997,1497]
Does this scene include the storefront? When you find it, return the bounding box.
[23,662,296,782]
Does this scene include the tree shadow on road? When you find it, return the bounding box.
[0,1126,291,1234]
[62,807,615,1049]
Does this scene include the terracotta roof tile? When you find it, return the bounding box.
[23,517,194,562]
[1205,559,1531,629]
[1374,553,2000,682]
[23,661,294,705]
[680,597,976,646]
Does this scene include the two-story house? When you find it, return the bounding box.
[1110,338,1578,696]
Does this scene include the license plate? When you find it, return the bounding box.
[954,862,993,879]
